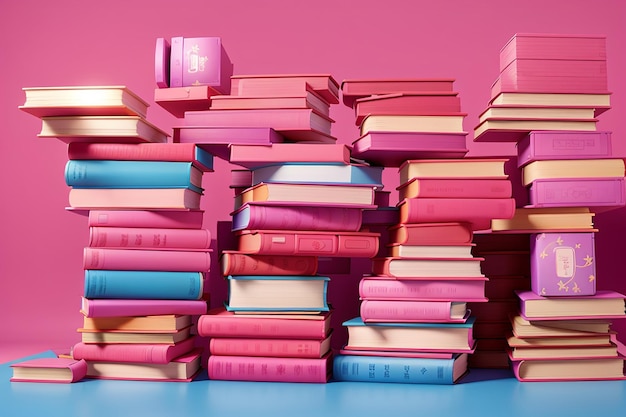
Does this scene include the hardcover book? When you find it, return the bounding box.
[397,197,516,227]
[509,314,613,338]
[360,114,467,135]
[478,105,596,123]
[353,92,462,125]
[387,243,475,258]
[209,334,332,358]
[473,117,598,143]
[250,163,384,187]
[173,126,284,149]
[359,275,488,302]
[527,177,626,209]
[399,158,509,183]
[516,130,613,167]
[230,73,340,104]
[521,158,625,186]
[490,207,596,232]
[516,290,626,320]
[83,247,211,271]
[178,36,232,92]
[10,358,87,383]
[220,251,318,276]
[388,222,474,246]
[340,78,456,108]
[489,92,611,116]
[88,226,211,250]
[87,209,204,229]
[508,343,618,360]
[225,143,352,168]
[511,357,626,382]
[72,336,195,364]
[81,314,193,332]
[79,327,192,344]
[154,85,221,117]
[68,188,203,210]
[397,177,512,200]
[210,87,330,116]
[154,37,170,88]
[530,232,597,296]
[80,297,208,318]
[371,256,485,278]
[359,299,469,323]
[332,353,468,384]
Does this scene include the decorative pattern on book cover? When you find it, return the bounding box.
[516,131,613,168]
[527,177,626,209]
[530,232,597,296]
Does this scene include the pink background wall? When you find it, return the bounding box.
[2,0,625,360]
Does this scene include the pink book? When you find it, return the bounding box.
[87,210,204,229]
[169,36,183,87]
[359,275,488,302]
[340,78,456,108]
[154,37,170,88]
[68,188,202,210]
[516,290,626,321]
[473,117,599,143]
[80,297,207,318]
[516,130,613,167]
[500,57,607,79]
[83,247,211,271]
[173,126,285,151]
[354,92,462,125]
[230,74,340,104]
[10,358,87,383]
[338,348,456,359]
[196,307,332,339]
[388,222,474,246]
[209,334,332,358]
[397,178,512,200]
[397,197,516,227]
[527,177,626,209]
[154,85,221,118]
[88,226,211,250]
[500,33,607,70]
[371,257,485,278]
[207,353,332,383]
[220,251,318,276]
[227,142,352,168]
[360,299,470,323]
[510,357,626,382]
[181,36,232,93]
[530,232,597,297]
[72,336,196,364]
[351,131,469,167]
[231,203,363,232]
[495,75,609,96]
[236,229,379,258]
[67,142,215,172]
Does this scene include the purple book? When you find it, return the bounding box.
[527,177,626,209]
[169,36,184,87]
[516,130,613,167]
[181,37,232,93]
[155,38,171,88]
[530,232,596,297]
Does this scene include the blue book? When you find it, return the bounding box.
[332,353,469,384]
[225,275,330,313]
[84,270,204,300]
[250,162,384,187]
[64,160,204,193]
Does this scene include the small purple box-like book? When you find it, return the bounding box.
[177,37,233,93]
[530,232,596,297]
[527,177,626,209]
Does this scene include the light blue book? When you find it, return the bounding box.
[84,270,204,300]
[250,162,384,188]
[65,160,204,193]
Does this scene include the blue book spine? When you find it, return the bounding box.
[332,354,461,384]
[64,160,203,193]
[84,270,204,300]
[194,146,214,171]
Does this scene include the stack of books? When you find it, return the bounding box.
[473,33,611,143]
[20,85,211,382]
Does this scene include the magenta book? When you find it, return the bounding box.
[354,92,462,125]
[174,126,284,146]
[72,337,195,364]
[530,232,597,296]
[388,222,474,246]
[360,299,470,323]
[397,177,512,200]
[10,358,87,383]
[359,275,488,302]
[340,78,456,108]
[83,247,211,271]
[527,177,626,209]
[80,297,207,318]
[227,143,352,168]
[516,130,613,167]
[209,335,331,358]
[220,251,318,276]
[516,290,626,320]
[87,210,204,229]
[230,74,340,104]
[154,37,170,88]
[88,226,211,250]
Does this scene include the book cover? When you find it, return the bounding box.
[196,307,332,339]
[527,177,626,209]
[80,297,208,318]
[173,126,285,151]
[250,163,384,188]
[489,91,611,116]
[498,59,608,88]
[511,357,626,382]
[399,158,508,183]
[220,251,318,276]
[181,36,232,93]
[10,358,87,383]
[236,229,380,258]
[387,243,475,259]
[360,299,469,323]
[360,113,467,136]
[81,314,192,332]
[210,87,330,116]
[67,142,215,172]
[516,130,613,167]
[530,232,597,296]
[388,222,474,246]
[87,209,204,229]
[340,78,456,108]
[397,177,512,200]
[397,197,516,227]
[207,353,332,383]
[353,92,462,125]
[154,37,170,88]
[88,226,211,250]
[83,247,211,271]
[169,36,183,87]
[473,117,598,143]
[332,353,468,384]
[359,275,488,302]
[209,334,332,358]
[522,159,625,186]
[68,188,203,210]
[478,105,597,123]
[78,327,192,344]
[490,207,596,232]
[19,85,149,119]
[231,203,364,232]
[230,73,340,104]
[371,257,485,278]
[350,131,469,167]
[516,290,626,320]
[226,142,352,168]
[154,85,221,117]
[72,337,195,364]
[83,270,204,300]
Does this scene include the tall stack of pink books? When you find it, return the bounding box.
[19,85,211,382]
[332,79,516,384]
[471,33,626,381]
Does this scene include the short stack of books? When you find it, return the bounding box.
[20,85,211,381]
[473,33,611,143]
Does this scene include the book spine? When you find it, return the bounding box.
[232,205,363,232]
[400,198,516,224]
[516,131,612,167]
[154,37,170,88]
[169,36,183,87]
[332,354,457,384]
[72,337,195,364]
[83,248,211,271]
[87,210,204,229]
[528,178,626,208]
[360,300,458,322]
[81,298,208,318]
[83,270,204,300]
[209,337,325,358]
[207,355,330,383]
[196,315,327,339]
[88,227,211,249]
[220,252,318,276]
[183,109,317,131]
[359,278,486,301]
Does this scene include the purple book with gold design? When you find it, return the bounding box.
[181,37,232,93]
[530,232,596,297]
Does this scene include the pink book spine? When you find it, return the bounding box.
[169,36,183,87]
[83,247,211,271]
[154,37,170,88]
[88,227,211,250]
[228,143,351,166]
[220,251,318,276]
[10,358,88,383]
[80,297,208,318]
[207,354,331,383]
[502,58,607,78]
[237,230,380,257]
[495,77,609,94]
[88,210,204,229]
[388,223,474,246]
[399,198,516,224]
[72,337,195,364]
[360,299,466,322]
[173,126,284,145]
[355,94,462,125]
[399,178,512,199]
[209,337,327,358]
[528,178,626,208]
[359,277,488,301]
[516,131,613,167]
[67,142,199,161]
[233,204,363,231]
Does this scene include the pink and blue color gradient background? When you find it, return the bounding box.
[1,0,625,362]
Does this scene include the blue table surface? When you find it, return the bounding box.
[2,351,626,417]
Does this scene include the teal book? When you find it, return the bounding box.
[332,353,469,384]
[64,160,204,193]
[84,270,204,300]
[250,162,384,187]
